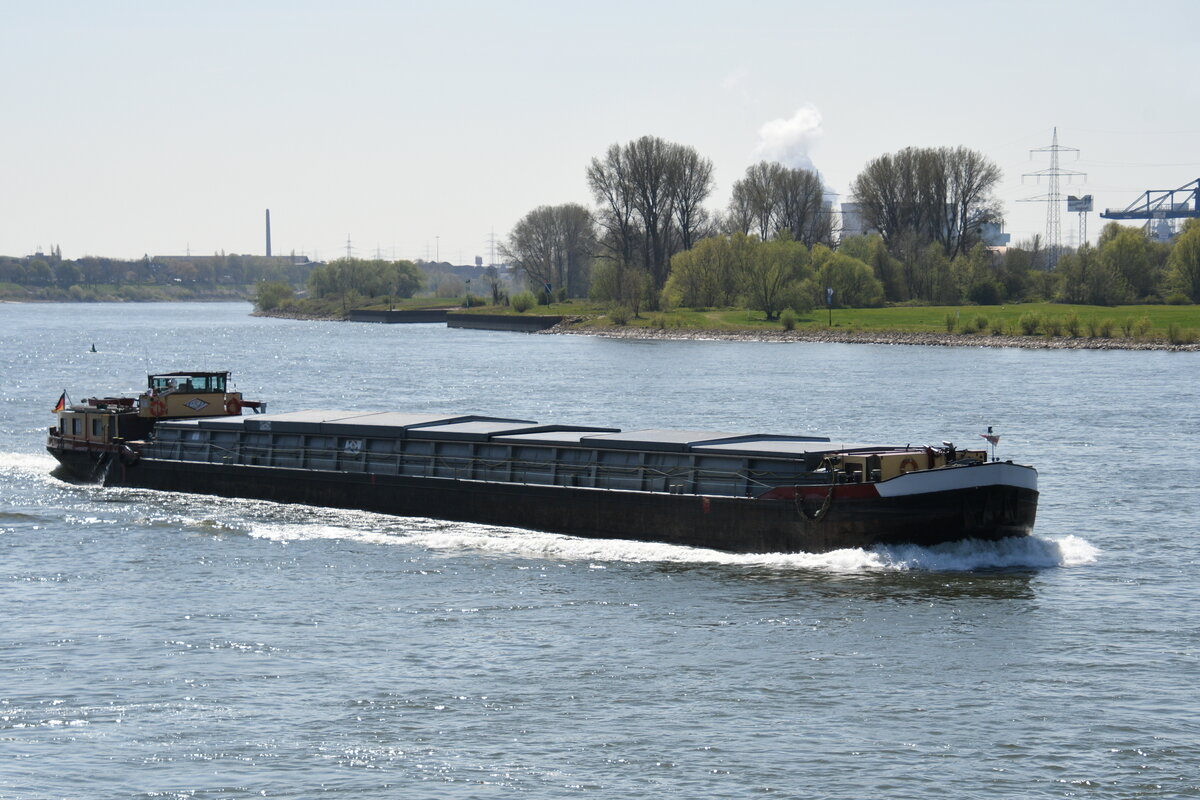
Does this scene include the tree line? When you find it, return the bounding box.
[0,251,313,293]
[504,134,1200,310]
[665,234,883,320]
[255,257,424,312]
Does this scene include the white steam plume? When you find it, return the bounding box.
[755,104,823,172]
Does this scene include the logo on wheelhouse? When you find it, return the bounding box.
[184,398,210,411]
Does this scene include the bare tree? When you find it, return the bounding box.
[773,165,830,246]
[739,161,780,241]
[947,147,1003,258]
[670,146,715,251]
[587,135,714,294]
[727,161,829,246]
[625,135,676,289]
[586,144,638,271]
[502,204,596,297]
[850,146,1002,258]
[554,204,596,296]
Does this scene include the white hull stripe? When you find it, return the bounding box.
[874,462,1038,498]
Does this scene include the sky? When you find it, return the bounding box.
[3,0,1198,263]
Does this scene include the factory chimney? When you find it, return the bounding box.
[265,209,272,257]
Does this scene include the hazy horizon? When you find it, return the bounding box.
[4,0,1197,262]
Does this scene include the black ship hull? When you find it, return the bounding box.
[54,451,1038,554]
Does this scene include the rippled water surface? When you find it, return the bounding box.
[2,303,1198,798]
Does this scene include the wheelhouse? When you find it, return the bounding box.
[148,372,229,395]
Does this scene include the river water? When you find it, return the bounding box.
[1,302,1197,799]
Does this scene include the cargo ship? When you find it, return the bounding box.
[47,372,1038,554]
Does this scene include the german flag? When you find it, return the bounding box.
[53,391,67,412]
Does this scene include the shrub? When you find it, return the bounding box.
[990,319,1004,336]
[967,279,1002,305]
[1168,323,1194,345]
[510,291,536,313]
[944,312,957,333]
[974,315,989,332]
[1065,313,1081,337]
[462,294,484,308]
[1165,291,1191,306]
[781,308,797,331]
[255,280,295,312]
[1121,317,1134,337]
[1018,312,1042,336]
[1099,319,1114,339]
[608,305,631,326]
[1134,316,1152,338]
[1085,317,1099,337]
[1043,316,1064,337]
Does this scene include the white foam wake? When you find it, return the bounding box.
[869,534,1098,571]
[247,513,1097,573]
[0,451,60,478]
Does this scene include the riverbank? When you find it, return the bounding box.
[252,308,343,321]
[254,304,1200,351]
[541,321,1200,351]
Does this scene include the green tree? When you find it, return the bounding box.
[1098,223,1156,300]
[53,261,83,288]
[810,246,884,307]
[0,257,25,284]
[1024,267,1061,303]
[903,243,957,303]
[1165,219,1200,302]
[740,237,809,319]
[254,281,295,311]
[840,234,904,301]
[26,258,53,286]
[306,258,422,301]
[950,243,993,304]
[388,260,423,298]
[1055,243,1131,305]
[590,263,652,317]
[663,234,746,308]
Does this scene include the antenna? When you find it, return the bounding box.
[1020,128,1085,269]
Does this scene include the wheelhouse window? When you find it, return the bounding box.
[150,373,227,394]
[91,417,103,437]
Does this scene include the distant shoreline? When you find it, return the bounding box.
[540,323,1200,352]
[251,308,1199,351]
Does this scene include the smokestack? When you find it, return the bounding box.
[265,209,272,257]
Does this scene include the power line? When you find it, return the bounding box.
[1020,128,1085,268]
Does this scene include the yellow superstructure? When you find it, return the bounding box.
[137,372,246,419]
[834,448,988,483]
